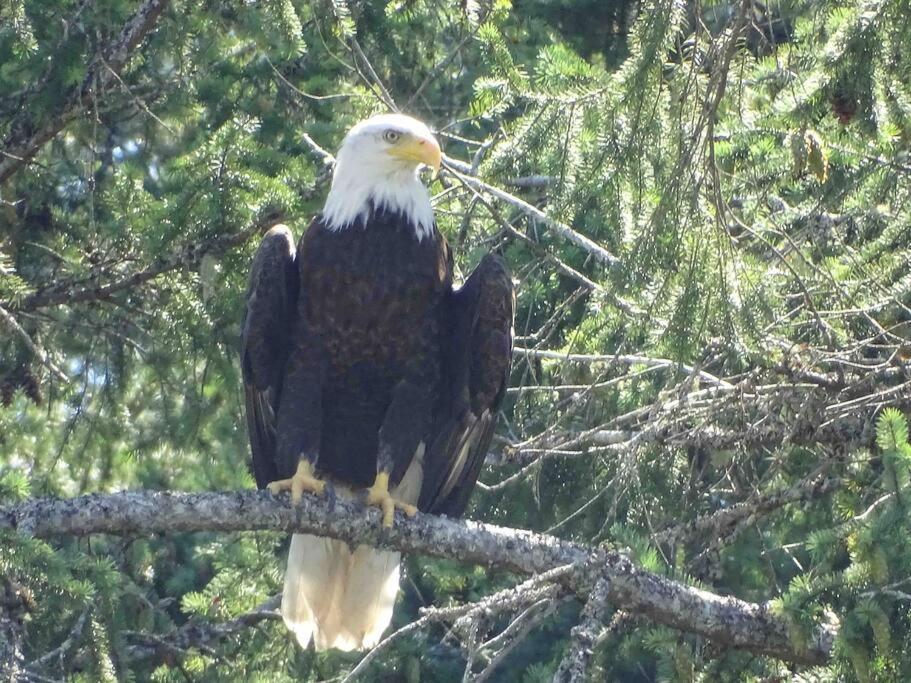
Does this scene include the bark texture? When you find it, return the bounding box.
[552,574,612,682]
[0,489,836,666]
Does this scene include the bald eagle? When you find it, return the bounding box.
[241,114,514,651]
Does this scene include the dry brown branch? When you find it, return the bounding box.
[494,350,911,471]
[656,474,842,547]
[514,346,732,388]
[346,567,571,682]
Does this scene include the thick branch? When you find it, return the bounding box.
[0,0,169,184]
[0,490,834,666]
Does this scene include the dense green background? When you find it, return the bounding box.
[3,0,911,680]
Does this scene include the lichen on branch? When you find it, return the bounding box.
[0,489,836,666]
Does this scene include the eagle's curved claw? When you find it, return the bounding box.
[268,460,326,504]
[324,481,337,512]
[365,472,418,527]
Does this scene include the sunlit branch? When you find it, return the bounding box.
[443,156,620,269]
[1,489,835,666]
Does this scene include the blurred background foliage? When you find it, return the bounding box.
[2,0,911,680]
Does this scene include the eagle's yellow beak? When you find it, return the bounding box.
[388,133,442,174]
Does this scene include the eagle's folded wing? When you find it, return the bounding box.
[421,254,515,516]
[240,225,299,489]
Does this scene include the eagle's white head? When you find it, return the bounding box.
[322,114,441,240]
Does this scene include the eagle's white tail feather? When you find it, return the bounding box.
[281,446,424,651]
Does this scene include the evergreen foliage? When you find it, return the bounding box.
[2,0,911,679]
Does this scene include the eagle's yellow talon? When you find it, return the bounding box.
[267,461,325,504]
[400,503,418,517]
[366,472,417,527]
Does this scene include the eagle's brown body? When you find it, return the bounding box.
[241,203,513,649]
[290,208,450,491]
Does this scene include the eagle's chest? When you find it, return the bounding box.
[303,218,448,376]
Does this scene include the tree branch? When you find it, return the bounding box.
[122,595,282,663]
[443,156,620,269]
[2,168,322,315]
[0,489,835,666]
[0,305,69,382]
[0,576,33,682]
[656,474,842,547]
[493,354,911,469]
[6,224,259,313]
[25,606,90,675]
[513,346,732,388]
[0,0,169,184]
[552,574,612,682]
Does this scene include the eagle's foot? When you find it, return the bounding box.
[365,472,418,527]
[267,460,326,504]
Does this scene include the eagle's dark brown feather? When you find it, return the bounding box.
[420,254,514,515]
[240,225,298,489]
[241,209,513,515]
[283,209,450,487]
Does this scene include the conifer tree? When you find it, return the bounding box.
[2,0,911,680]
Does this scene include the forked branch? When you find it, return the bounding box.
[0,489,836,666]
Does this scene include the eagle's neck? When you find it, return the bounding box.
[322,156,434,240]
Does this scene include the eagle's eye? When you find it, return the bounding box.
[382,129,401,144]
